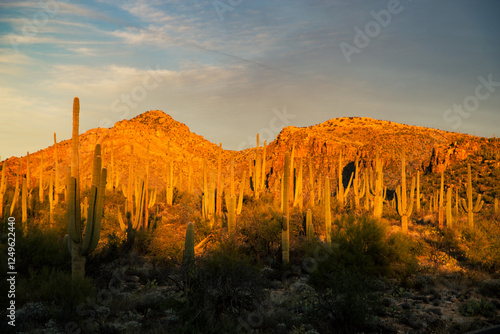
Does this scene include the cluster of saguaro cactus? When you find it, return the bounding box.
[395,150,415,234]
[67,98,107,279]
[459,163,483,228]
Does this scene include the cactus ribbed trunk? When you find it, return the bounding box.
[282,152,290,264]
[22,178,27,225]
[438,171,444,229]
[308,157,315,207]
[294,157,303,210]
[325,177,331,244]
[53,133,59,204]
[446,187,452,228]
[416,170,421,213]
[353,155,365,209]
[10,162,20,215]
[216,143,222,219]
[237,170,246,215]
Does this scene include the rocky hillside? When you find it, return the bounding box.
[1,111,498,197]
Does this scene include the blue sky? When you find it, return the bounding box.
[1,0,499,159]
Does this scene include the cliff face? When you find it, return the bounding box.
[0,112,494,194]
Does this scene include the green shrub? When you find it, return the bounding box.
[459,298,496,317]
[177,242,264,333]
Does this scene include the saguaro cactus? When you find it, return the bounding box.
[353,155,366,209]
[53,133,59,204]
[459,164,483,228]
[395,150,415,234]
[416,170,421,213]
[216,143,222,218]
[261,140,267,192]
[237,170,246,215]
[308,157,315,207]
[293,157,303,210]
[495,197,498,214]
[324,177,332,244]
[438,171,445,229]
[22,178,27,224]
[369,149,385,218]
[306,209,314,242]
[67,99,107,279]
[446,187,452,228]
[337,150,353,207]
[282,152,290,263]
[10,161,21,215]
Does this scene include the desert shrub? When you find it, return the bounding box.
[459,298,496,318]
[309,215,420,284]
[237,202,282,263]
[11,225,70,277]
[176,242,264,333]
[386,231,422,278]
[309,267,382,333]
[16,268,95,321]
[461,224,500,271]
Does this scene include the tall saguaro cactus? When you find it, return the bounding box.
[438,171,445,229]
[53,133,59,204]
[22,178,27,224]
[293,157,303,210]
[459,164,483,228]
[353,155,366,209]
[324,177,332,244]
[337,150,353,207]
[416,170,421,213]
[446,187,452,228]
[282,152,290,263]
[67,98,107,279]
[306,209,314,242]
[395,150,415,234]
[308,157,315,207]
[369,149,385,218]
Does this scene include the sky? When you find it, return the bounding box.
[1,0,500,159]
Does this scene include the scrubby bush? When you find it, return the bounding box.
[177,242,265,333]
